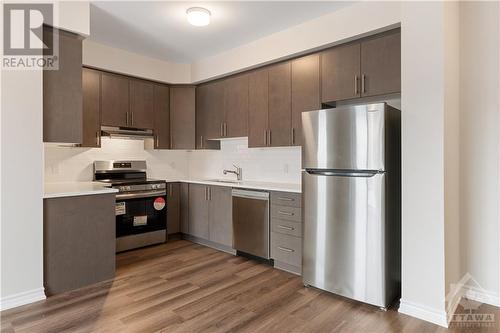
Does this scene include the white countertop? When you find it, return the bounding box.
[44,182,118,199]
[44,179,300,199]
[167,178,301,193]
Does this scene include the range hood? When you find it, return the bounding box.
[101,126,153,139]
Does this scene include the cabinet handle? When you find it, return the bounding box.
[131,112,134,125]
[268,130,271,146]
[200,135,204,149]
[205,186,208,200]
[224,122,227,137]
[169,184,173,196]
[220,123,224,137]
[291,128,295,145]
[126,112,129,125]
[278,210,294,216]
[277,225,294,231]
[277,246,294,253]
[208,187,211,200]
[277,197,293,201]
[170,133,173,149]
[155,135,159,148]
[96,130,100,146]
[264,129,267,146]
[354,75,359,95]
[362,74,366,94]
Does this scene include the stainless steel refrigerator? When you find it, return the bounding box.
[301,102,401,308]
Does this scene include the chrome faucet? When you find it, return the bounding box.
[223,164,242,181]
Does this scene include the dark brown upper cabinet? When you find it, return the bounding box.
[196,81,223,149]
[322,29,401,103]
[153,84,170,149]
[82,68,101,148]
[223,74,249,138]
[268,62,292,147]
[43,27,83,143]
[321,43,361,103]
[170,86,196,150]
[248,68,269,148]
[360,30,401,97]
[101,73,129,127]
[291,54,321,146]
[129,79,154,129]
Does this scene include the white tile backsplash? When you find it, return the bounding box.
[45,137,301,184]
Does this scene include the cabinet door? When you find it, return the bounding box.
[153,84,170,149]
[360,31,401,97]
[196,82,223,149]
[248,68,269,148]
[170,86,196,149]
[268,62,292,147]
[167,183,180,235]
[180,183,189,234]
[130,79,154,129]
[43,27,83,144]
[188,184,209,239]
[321,43,361,103]
[208,186,233,247]
[291,54,320,146]
[224,74,248,138]
[82,68,101,147]
[101,73,129,127]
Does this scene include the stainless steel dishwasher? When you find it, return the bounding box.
[232,189,270,259]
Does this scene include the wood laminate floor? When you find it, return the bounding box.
[1,240,498,333]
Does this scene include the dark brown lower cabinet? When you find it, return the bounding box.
[187,184,233,248]
[208,186,232,247]
[167,183,180,235]
[82,68,101,147]
[180,183,189,234]
[44,194,115,295]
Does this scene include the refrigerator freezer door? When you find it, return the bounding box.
[302,170,388,307]
[302,103,386,171]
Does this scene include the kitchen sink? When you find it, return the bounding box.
[206,179,241,184]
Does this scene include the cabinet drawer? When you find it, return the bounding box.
[271,232,302,267]
[271,218,301,237]
[271,205,301,222]
[271,191,301,207]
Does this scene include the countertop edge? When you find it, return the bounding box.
[167,179,302,193]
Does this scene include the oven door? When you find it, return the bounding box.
[116,195,167,238]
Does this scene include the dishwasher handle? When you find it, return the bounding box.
[232,189,269,200]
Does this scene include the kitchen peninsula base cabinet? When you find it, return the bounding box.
[185,184,234,254]
[43,193,115,296]
[166,182,181,237]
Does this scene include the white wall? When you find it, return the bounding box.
[459,1,500,303]
[188,138,301,184]
[83,40,191,83]
[191,1,401,82]
[45,138,189,183]
[443,0,461,314]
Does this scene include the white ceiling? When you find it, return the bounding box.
[89,1,355,63]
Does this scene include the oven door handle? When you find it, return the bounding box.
[115,190,166,200]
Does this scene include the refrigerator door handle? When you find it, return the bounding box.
[305,169,383,177]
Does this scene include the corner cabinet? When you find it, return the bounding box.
[170,86,196,149]
[153,84,170,149]
[43,27,83,144]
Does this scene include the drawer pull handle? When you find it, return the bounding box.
[277,225,294,231]
[277,197,294,201]
[278,246,294,253]
[278,211,294,216]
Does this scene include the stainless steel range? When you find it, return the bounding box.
[94,160,167,252]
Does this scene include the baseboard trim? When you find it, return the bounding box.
[182,234,236,255]
[0,288,46,311]
[462,285,500,307]
[399,299,448,328]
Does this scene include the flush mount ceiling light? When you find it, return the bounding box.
[186,7,211,27]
